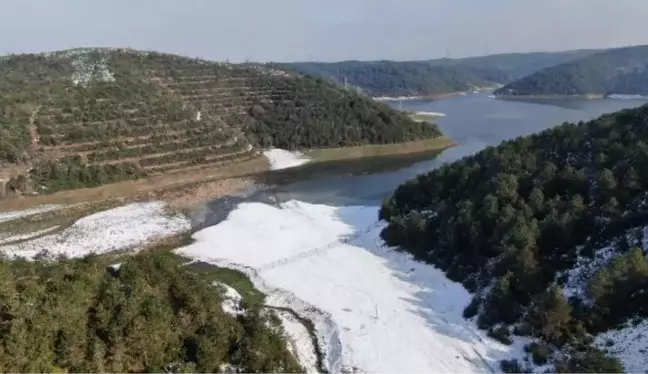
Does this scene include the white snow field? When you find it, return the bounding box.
[175,200,527,373]
[0,202,190,259]
[264,148,310,170]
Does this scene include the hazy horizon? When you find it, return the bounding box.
[2,0,648,62]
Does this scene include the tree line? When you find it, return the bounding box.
[380,104,648,372]
[0,250,302,373]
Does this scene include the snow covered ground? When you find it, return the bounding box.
[0,204,63,223]
[415,111,446,117]
[595,319,648,373]
[264,148,311,170]
[0,202,190,259]
[214,281,244,316]
[0,226,60,245]
[274,309,319,373]
[175,200,528,373]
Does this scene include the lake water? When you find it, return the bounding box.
[194,93,647,228]
[272,93,648,206]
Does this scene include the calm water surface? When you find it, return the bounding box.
[275,93,648,205]
[196,94,648,227]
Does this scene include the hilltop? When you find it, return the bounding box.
[380,103,648,372]
[0,48,443,198]
[494,45,648,97]
[279,49,602,98]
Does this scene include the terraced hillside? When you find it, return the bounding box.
[0,48,442,197]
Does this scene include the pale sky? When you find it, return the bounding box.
[1,0,647,62]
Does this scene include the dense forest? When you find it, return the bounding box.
[279,49,602,97]
[0,250,302,373]
[0,48,441,196]
[494,45,648,97]
[380,103,648,372]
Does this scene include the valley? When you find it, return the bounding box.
[2,0,648,371]
[3,87,647,372]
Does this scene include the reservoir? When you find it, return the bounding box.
[185,92,648,373]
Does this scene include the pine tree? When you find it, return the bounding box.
[526,284,573,345]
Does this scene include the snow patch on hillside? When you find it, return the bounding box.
[559,225,648,302]
[0,202,190,259]
[214,281,244,316]
[71,54,115,86]
[560,246,616,301]
[274,310,319,373]
[263,149,310,170]
[595,319,648,373]
[175,200,527,373]
[0,204,64,223]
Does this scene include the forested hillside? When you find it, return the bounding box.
[0,48,441,197]
[0,250,302,373]
[494,45,648,97]
[380,103,648,372]
[280,49,602,97]
[278,61,495,97]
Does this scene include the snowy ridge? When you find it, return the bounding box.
[174,200,528,373]
[0,202,190,259]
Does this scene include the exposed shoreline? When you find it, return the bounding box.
[493,93,648,100]
[0,137,457,212]
[493,94,606,100]
[302,136,456,163]
[372,85,501,102]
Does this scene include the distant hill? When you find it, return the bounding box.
[0,48,442,196]
[494,45,648,97]
[278,49,603,97]
[380,103,648,372]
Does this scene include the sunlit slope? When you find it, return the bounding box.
[0,48,442,196]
